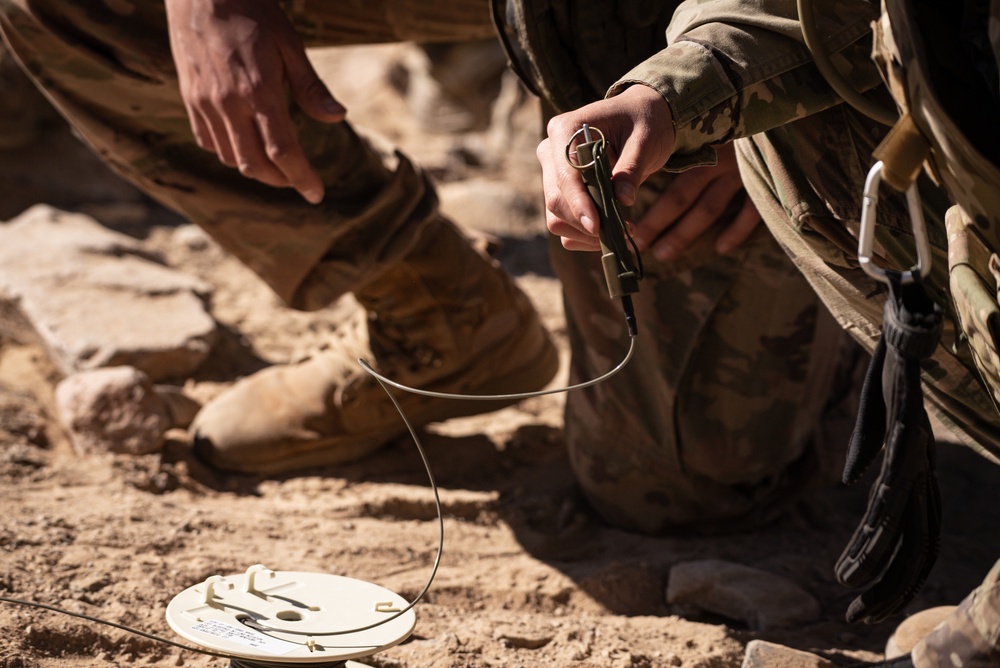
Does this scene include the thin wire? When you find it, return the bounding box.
[0,595,233,660]
[358,335,636,401]
[244,367,443,637]
[0,366,445,652]
[0,334,637,659]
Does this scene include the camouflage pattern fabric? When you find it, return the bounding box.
[0,0,494,311]
[620,0,1000,657]
[500,0,859,533]
[552,185,858,533]
[608,0,1000,460]
[913,559,1000,666]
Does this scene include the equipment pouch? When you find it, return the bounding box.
[874,0,1000,408]
[946,205,1000,410]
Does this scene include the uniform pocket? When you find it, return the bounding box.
[946,204,1000,412]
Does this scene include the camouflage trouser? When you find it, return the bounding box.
[737,102,1000,659]
[511,0,860,534]
[553,173,859,534]
[0,0,495,311]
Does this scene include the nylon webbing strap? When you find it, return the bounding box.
[835,272,943,624]
[871,113,931,193]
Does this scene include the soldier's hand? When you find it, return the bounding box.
[164,0,345,204]
[633,142,761,261]
[538,84,674,252]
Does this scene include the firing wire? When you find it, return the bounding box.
[358,334,637,400]
[0,594,234,660]
[0,335,637,660]
[242,364,443,638]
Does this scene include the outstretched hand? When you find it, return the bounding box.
[538,84,675,252]
[164,0,346,203]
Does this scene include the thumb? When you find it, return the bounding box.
[283,45,346,123]
[610,139,650,207]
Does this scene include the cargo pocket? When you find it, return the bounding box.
[947,204,1000,412]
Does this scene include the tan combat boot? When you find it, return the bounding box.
[190,217,558,474]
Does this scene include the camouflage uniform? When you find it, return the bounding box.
[499,0,858,533]
[0,0,496,311]
[0,0,857,534]
[598,0,1000,659]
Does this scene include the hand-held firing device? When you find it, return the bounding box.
[566,124,643,337]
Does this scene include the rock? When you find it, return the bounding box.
[741,640,835,668]
[493,624,553,650]
[0,206,217,381]
[666,559,821,631]
[55,366,171,456]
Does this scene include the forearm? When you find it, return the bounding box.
[609,0,882,168]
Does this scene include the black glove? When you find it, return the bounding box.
[835,272,943,624]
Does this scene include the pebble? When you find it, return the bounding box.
[55,366,171,456]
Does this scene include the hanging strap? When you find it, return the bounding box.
[835,272,943,623]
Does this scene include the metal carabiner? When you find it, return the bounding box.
[858,160,932,284]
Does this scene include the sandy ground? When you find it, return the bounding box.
[2,44,1000,668]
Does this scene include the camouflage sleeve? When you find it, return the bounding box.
[607,0,883,170]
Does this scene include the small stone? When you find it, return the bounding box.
[666,559,821,631]
[55,366,171,456]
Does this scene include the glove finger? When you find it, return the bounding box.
[835,422,923,587]
[836,416,927,588]
[844,336,888,484]
[845,472,940,624]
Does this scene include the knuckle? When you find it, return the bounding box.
[545,114,576,140]
[237,161,258,177]
[264,140,293,163]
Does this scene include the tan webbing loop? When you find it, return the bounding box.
[871,113,931,192]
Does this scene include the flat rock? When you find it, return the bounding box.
[666,559,821,631]
[0,205,217,381]
[741,640,835,668]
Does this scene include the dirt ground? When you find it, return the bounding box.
[2,44,1000,668]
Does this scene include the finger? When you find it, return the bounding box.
[632,169,714,251]
[611,136,654,208]
[281,39,347,123]
[648,176,734,261]
[538,138,601,239]
[546,212,601,248]
[200,105,239,168]
[187,104,218,154]
[562,236,602,252]
[540,126,602,235]
[224,112,292,188]
[254,101,325,204]
[714,196,762,254]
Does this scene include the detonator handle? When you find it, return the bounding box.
[570,124,642,336]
